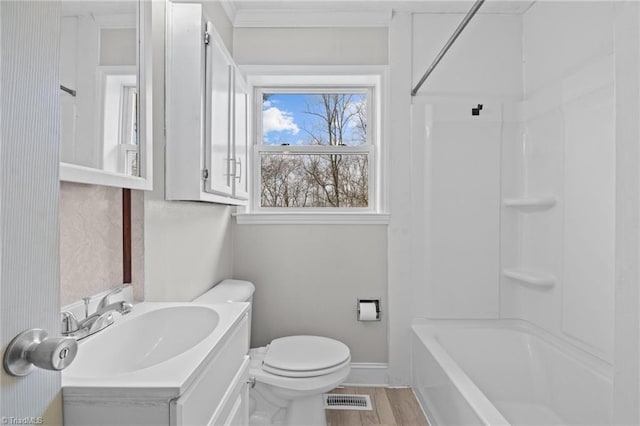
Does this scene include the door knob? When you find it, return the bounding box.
[3,328,78,376]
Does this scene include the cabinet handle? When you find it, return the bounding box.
[227,158,235,177]
[246,377,256,388]
[235,159,242,182]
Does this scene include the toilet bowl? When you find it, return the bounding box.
[193,280,351,426]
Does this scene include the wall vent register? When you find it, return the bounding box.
[323,393,372,411]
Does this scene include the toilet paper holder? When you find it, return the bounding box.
[357,298,381,321]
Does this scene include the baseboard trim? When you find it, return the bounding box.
[343,362,389,386]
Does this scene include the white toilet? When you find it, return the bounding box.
[193,279,351,426]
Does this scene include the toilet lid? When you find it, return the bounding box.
[262,336,350,377]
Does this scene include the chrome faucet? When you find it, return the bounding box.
[61,285,134,340]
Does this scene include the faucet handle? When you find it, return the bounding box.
[97,284,131,311]
[61,311,79,335]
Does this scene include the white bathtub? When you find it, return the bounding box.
[411,320,612,426]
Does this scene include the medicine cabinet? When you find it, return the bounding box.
[166,2,249,205]
[59,0,153,190]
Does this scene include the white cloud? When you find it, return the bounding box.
[263,107,299,135]
[346,99,366,129]
[263,100,272,108]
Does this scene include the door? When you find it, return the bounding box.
[0,1,63,422]
[204,23,233,197]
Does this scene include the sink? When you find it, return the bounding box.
[67,306,219,376]
[62,301,251,426]
[62,301,249,391]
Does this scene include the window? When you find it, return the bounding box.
[257,89,372,209]
[239,70,388,224]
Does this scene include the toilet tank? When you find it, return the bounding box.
[194,279,255,305]
[193,279,255,345]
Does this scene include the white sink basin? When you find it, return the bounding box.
[68,306,219,376]
[63,301,249,396]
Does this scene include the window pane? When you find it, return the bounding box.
[262,93,367,147]
[260,153,368,208]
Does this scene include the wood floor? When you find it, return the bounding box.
[325,386,430,426]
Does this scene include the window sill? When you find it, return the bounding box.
[233,212,390,225]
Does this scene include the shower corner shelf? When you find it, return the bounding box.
[502,268,556,288]
[503,196,556,211]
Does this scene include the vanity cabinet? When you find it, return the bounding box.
[166,2,249,205]
[63,309,251,426]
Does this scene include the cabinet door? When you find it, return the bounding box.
[233,68,249,200]
[204,22,233,196]
[219,357,250,426]
[222,382,250,426]
[208,356,251,426]
[166,3,208,200]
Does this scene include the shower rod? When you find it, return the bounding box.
[60,85,76,97]
[411,0,485,96]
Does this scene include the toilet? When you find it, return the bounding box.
[193,279,351,426]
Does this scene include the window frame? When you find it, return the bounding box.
[236,67,389,225]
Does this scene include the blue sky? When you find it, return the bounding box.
[262,93,366,146]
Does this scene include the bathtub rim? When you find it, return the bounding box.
[411,318,613,426]
[413,318,613,379]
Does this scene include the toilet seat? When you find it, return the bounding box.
[262,336,351,378]
[249,347,351,393]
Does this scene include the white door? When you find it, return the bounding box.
[0,1,63,423]
[204,25,233,197]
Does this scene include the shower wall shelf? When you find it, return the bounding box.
[503,196,556,211]
[502,268,556,288]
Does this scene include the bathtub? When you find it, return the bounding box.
[411,319,612,425]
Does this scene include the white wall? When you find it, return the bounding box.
[422,102,502,319]
[232,26,389,363]
[412,13,523,99]
[385,11,522,384]
[408,13,522,323]
[387,12,414,384]
[144,0,234,302]
[500,1,616,362]
[100,28,136,66]
[233,225,387,362]
[234,28,388,66]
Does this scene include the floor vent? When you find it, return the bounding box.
[323,393,372,411]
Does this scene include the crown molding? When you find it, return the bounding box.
[233,9,391,28]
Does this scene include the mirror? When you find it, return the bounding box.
[59,0,152,190]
